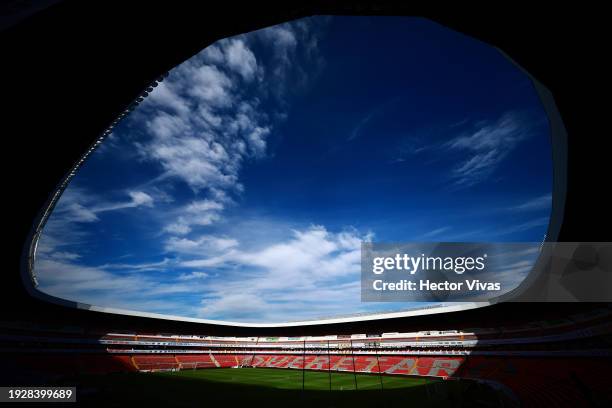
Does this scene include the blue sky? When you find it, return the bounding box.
[35,16,553,323]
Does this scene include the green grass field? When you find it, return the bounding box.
[64,368,506,407]
[160,367,433,391]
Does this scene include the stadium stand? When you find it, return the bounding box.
[2,306,611,405]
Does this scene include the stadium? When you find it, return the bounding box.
[2,2,611,407]
[3,303,611,406]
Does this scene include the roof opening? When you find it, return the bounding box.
[32,16,555,324]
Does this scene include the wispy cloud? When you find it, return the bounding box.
[37,222,373,322]
[35,258,205,315]
[496,217,549,236]
[165,235,238,255]
[137,21,322,192]
[163,199,228,235]
[224,39,261,82]
[421,227,451,239]
[349,109,377,141]
[178,271,209,281]
[444,112,533,187]
[348,98,398,141]
[98,258,171,272]
[387,111,537,188]
[509,194,552,212]
[51,188,153,224]
[130,19,326,237]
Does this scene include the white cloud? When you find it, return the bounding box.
[261,26,297,66]
[445,112,532,187]
[225,39,259,81]
[199,292,270,319]
[94,191,154,212]
[180,225,366,278]
[37,259,140,291]
[199,280,366,322]
[35,188,156,272]
[201,44,225,64]
[170,225,374,321]
[36,222,371,322]
[137,44,265,197]
[163,199,227,235]
[421,227,451,238]
[165,235,238,255]
[145,81,190,115]
[36,258,205,315]
[100,258,171,272]
[509,194,552,211]
[64,202,99,223]
[48,251,81,261]
[164,222,193,235]
[53,189,154,224]
[497,217,549,236]
[35,18,334,322]
[187,65,234,107]
[128,191,154,206]
[145,109,189,139]
[178,271,209,281]
[133,20,325,238]
[141,113,238,192]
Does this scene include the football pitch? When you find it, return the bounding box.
[66,368,506,407]
[158,367,433,390]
